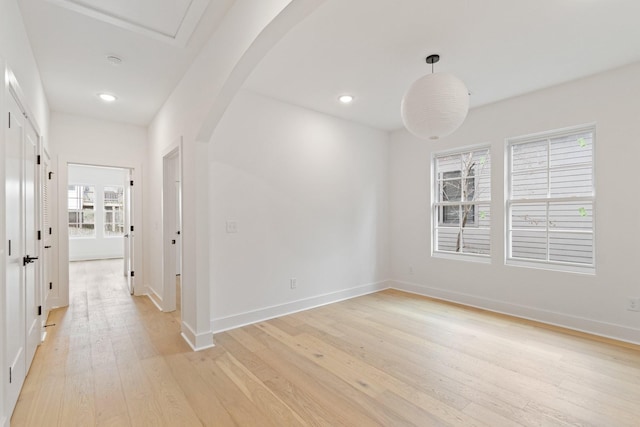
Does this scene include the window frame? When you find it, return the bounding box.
[438,170,477,227]
[505,124,596,274]
[68,184,96,239]
[432,144,492,262]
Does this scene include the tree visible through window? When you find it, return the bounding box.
[441,170,475,226]
[68,185,95,237]
[507,125,594,271]
[433,147,491,256]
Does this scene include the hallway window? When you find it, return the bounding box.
[104,186,124,236]
[68,185,95,237]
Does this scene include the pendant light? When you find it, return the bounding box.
[401,54,469,140]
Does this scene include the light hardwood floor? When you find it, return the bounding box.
[11,259,640,426]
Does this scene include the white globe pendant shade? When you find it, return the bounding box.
[401,72,469,140]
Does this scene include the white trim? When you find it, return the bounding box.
[146,289,163,312]
[431,251,491,264]
[180,320,214,351]
[45,0,210,47]
[57,158,144,306]
[211,280,390,333]
[390,279,640,346]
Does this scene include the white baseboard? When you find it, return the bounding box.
[181,321,215,351]
[146,287,163,311]
[211,280,390,334]
[390,279,640,346]
[69,255,124,262]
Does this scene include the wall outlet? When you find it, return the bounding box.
[290,278,297,289]
[225,220,238,233]
[627,297,640,312]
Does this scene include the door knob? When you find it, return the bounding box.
[23,255,38,266]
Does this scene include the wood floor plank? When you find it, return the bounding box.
[165,353,236,427]
[139,356,203,426]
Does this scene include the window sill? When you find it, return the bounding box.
[432,251,491,264]
[506,258,595,275]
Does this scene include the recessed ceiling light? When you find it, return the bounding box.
[98,93,117,102]
[106,55,122,65]
[338,95,354,104]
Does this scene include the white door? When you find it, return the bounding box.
[124,171,134,294]
[5,92,26,412]
[24,119,40,370]
[162,150,179,312]
[175,179,182,276]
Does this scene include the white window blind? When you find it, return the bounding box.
[433,147,491,257]
[507,126,594,271]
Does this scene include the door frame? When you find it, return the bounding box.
[55,159,144,309]
[161,140,183,313]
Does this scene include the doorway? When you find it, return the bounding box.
[66,164,134,293]
[162,146,182,316]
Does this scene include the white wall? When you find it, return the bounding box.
[208,90,389,331]
[0,0,49,149]
[0,0,49,424]
[146,0,326,349]
[389,62,640,344]
[68,165,126,261]
[50,112,146,306]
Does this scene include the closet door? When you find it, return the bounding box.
[5,92,26,413]
[24,119,40,370]
[4,89,41,415]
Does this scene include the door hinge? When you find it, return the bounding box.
[37,155,41,165]
[49,282,53,290]
[130,180,134,186]
[8,240,11,256]
[38,305,42,316]
[49,227,52,235]
[9,367,12,384]
[130,271,135,277]
[130,225,134,232]
[38,230,42,240]
[8,112,11,129]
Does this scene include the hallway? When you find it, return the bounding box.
[11,259,191,426]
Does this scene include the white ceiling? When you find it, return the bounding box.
[16,0,640,131]
[245,0,640,131]
[18,0,234,125]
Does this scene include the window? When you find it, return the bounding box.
[68,185,95,237]
[104,186,124,236]
[507,125,594,272]
[440,170,475,225]
[433,147,491,257]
